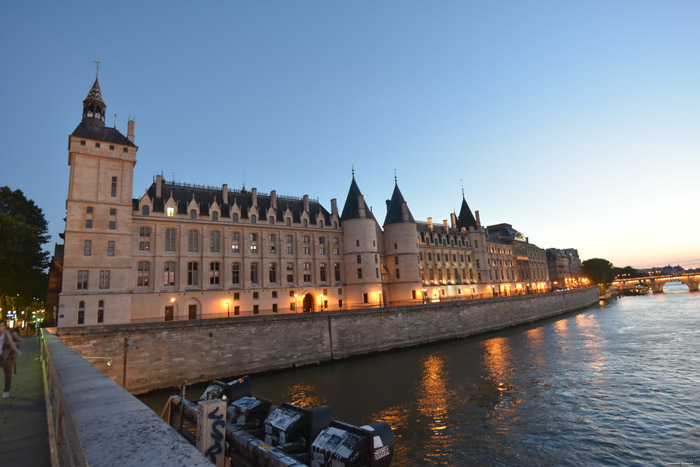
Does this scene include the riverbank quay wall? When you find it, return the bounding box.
[40,331,213,466]
[53,287,598,394]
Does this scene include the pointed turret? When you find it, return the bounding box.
[340,175,375,221]
[82,74,106,123]
[383,182,415,226]
[457,195,477,230]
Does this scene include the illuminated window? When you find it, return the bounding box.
[139,227,150,251]
[78,301,85,324]
[167,207,175,217]
[97,300,104,323]
[209,262,220,285]
[163,262,176,286]
[137,261,150,287]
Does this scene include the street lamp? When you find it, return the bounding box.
[377,291,382,308]
[421,288,427,304]
[225,299,231,318]
[293,294,299,313]
[319,294,324,312]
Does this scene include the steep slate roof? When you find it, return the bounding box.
[140,181,332,225]
[71,121,136,146]
[84,77,104,105]
[456,196,477,230]
[383,183,415,226]
[340,176,375,221]
[72,75,136,146]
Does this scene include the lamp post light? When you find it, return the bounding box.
[421,288,427,304]
[319,294,324,312]
[293,294,299,313]
[378,291,382,308]
[225,299,230,318]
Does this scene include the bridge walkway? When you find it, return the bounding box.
[0,336,51,466]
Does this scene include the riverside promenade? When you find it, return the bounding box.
[0,336,50,466]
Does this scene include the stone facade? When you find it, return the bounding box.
[58,76,554,326]
[546,248,583,288]
[54,288,599,394]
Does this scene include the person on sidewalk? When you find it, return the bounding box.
[0,320,22,399]
[10,328,24,374]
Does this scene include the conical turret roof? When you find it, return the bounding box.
[383,182,415,226]
[83,77,104,105]
[340,175,375,221]
[456,195,477,230]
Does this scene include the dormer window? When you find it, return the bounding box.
[190,210,197,219]
[167,207,175,217]
[250,215,256,224]
[142,205,149,216]
[212,211,218,221]
[233,213,239,222]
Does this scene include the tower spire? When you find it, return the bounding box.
[82,67,106,124]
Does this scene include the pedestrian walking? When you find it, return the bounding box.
[10,328,24,374]
[0,320,22,398]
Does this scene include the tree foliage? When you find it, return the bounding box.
[0,187,49,302]
[581,258,614,286]
[611,265,643,279]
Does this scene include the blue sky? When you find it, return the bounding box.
[1,1,698,269]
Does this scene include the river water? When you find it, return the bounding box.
[140,283,700,465]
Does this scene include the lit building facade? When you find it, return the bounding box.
[57,77,551,326]
[545,248,583,288]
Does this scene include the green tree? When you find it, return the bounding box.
[0,187,49,304]
[581,258,614,287]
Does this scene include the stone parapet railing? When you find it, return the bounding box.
[40,330,212,467]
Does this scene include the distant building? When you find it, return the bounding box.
[545,248,582,288]
[57,76,552,326]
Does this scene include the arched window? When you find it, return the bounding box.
[78,301,85,325]
[97,300,104,323]
[142,205,149,216]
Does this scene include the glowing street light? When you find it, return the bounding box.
[225,299,231,318]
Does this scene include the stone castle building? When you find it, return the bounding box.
[57,76,550,326]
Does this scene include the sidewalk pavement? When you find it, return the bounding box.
[0,336,50,466]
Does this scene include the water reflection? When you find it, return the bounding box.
[283,383,327,408]
[417,353,454,464]
[574,313,605,374]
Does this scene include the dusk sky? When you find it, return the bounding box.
[1,1,698,269]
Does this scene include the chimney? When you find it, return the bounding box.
[271,190,277,209]
[450,212,457,228]
[156,174,163,198]
[222,184,228,205]
[428,217,433,230]
[251,188,257,207]
[331,198,338,215]
[127,118,135,143]
[401,202,409,221]
[358,195,366,217]
[303,194,309,212]
[443,219,449,229]
[385,199,391,210]
[475,210,481,228]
